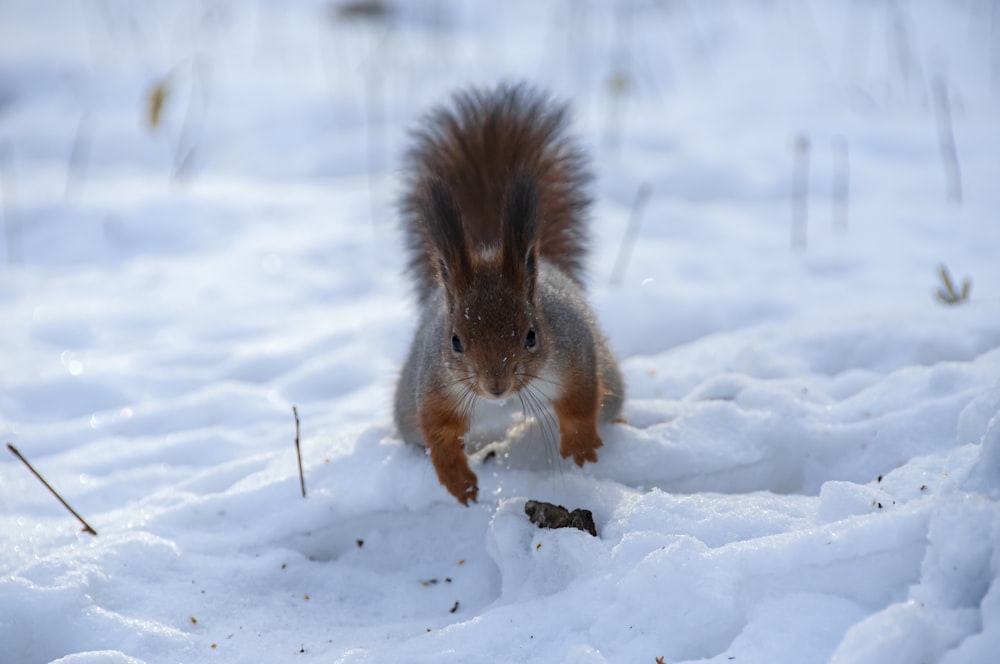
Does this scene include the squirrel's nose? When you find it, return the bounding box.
[482,372,509,399]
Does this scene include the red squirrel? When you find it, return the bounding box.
[394,82,624,505]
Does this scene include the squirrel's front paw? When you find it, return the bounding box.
[431,449,479,505]
[456,480,479,505]
[559,429,603,467]
[443,470,478,505]
[554,393,604,468]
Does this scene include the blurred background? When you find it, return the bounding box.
[1,0,998,430]
[2,0,996,258]
[2,6,999,661]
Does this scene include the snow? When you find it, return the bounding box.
[1,0,999,662]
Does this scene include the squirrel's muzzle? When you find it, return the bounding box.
[480,369,514,400]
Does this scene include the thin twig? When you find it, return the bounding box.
[603,0,635,157]
[831,135,849,232]
[935,265,971,305]
[65,111,92,201]
[7,443,98,535]
[931,75,962,205]
[171,57,208,182]
[363,29,391,230]
[791,135,810,251]
[292,406,306,498]
[1,139,18,267]
[610,182,651,286]
[992,0,1000,94]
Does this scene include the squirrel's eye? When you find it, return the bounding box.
[451,332,464,354]
[525,328,537,350]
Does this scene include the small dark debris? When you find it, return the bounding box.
[445,577,452,583]
[920,484,927,491]
[421,579,439,587]
[356,539,364,548]
[877,475,883,483]
[449,600,459,614]
[299,645,306,654]
[877,502,883,509]
[332,0,390,21]
[483,449,497,462]
[524,500,597,537]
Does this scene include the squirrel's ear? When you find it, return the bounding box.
[422,178,469,293]
[502,171,540,300]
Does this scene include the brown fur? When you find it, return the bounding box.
[418,390,478,505]
[400,82,592,304]
[394,82,624,505]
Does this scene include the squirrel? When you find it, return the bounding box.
[393,82,624,505]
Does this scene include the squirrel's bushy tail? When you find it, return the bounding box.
[399,82,592,304]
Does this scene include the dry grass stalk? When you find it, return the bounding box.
[293,406,306,498]
[7,443,97,535]
[935,265,971,305]
[791,135,810,251]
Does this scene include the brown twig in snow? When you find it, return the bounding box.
[7,443,98,535]
[935,265,971,305]
[293,406,306,498]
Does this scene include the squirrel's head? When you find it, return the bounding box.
[423,173,544,401]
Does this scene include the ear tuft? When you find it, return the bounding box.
[422,178,469,290]
[502,171,540,296]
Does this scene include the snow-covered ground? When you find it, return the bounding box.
[2,1,999,662]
